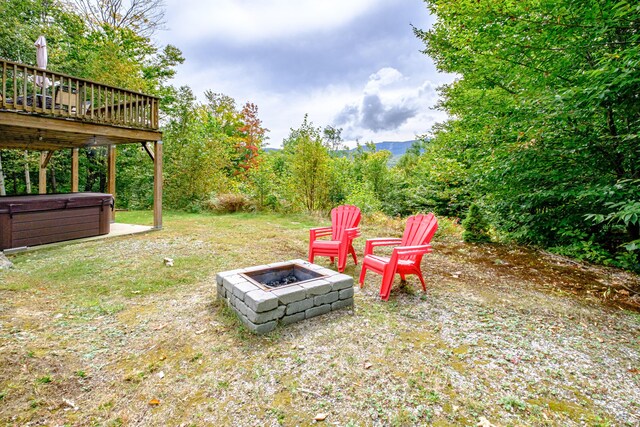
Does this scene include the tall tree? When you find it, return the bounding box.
[0,0,182,202]
[24,151,32,194]
[237,102,269,174]
[283,115,332,212]
[0,0,85,66]
[417,0,640,268]
[162,87,243,209]
[70,0,165,37]
[322,125,344,152]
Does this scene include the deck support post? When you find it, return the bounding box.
[71,148,79,192]
[39,151,47,194]
[153,140,163,229]
[107,144,116,222]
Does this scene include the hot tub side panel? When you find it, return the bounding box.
[0,193,112,250]
[0,211,10,249]
[10,207,104,248]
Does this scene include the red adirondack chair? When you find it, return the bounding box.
[308,205,361,272]
[359,213,438,300]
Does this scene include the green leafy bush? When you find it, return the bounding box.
[345,182,381,214]
[462,204,491,243]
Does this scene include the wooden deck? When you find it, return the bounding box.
[0,58,161,151]
[0,58,163,229]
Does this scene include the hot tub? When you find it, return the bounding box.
[0,193,113,250]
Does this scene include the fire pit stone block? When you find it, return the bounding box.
[232,281,260,300]
[316,268,338,276]
[244,289,279,313]
[332,298,354,310]
[271,285,308,304]
[246,305,286,324]
[340,288,355,299]
[216,269,247,285]
[300,280,332,295]
[326,274,354,290]
[314,291,340,306]
[281,312,306,325]
[285,298,314,315]
[306,304,332,319]
[216,260,354,334]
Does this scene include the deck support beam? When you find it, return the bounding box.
[71,148,79,192]
[142,142,154,161]
[153,140,163,229]
[41,151,54,169]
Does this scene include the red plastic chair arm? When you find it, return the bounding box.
[393,244,432,258]
[343,227,361,240]
[309,226,333,242]
[364,238,403,256]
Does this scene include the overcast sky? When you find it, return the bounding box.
[155,0,455,148]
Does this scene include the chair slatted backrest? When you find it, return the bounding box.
[331,205,362,240]
[401,213,438,249]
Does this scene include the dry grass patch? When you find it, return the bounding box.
[0,211,638,426]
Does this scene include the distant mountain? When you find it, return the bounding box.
[262,140,419,162]
[361,140,417,157]
[346,140,419,166]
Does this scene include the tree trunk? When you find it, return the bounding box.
[24,151,31,194]
[0,151,6,196]
[628,223,640,242]
[606,106,625,179]
[99,172,105,193]
[50,165,57,193]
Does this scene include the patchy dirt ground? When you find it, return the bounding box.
[0,212,638,426]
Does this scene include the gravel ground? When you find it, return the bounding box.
[0,214,638,426]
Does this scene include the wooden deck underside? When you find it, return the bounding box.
[0,110,161,150]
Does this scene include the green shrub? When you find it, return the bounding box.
[345,182,381,214]
[462,204,491,243]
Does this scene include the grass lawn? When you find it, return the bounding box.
[0,211,639,426]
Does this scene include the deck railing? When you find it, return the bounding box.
[0,58,159,130]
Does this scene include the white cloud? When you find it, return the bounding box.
[169,60,450,148]
[257,84,360,146]
[155,0,455,148]
[364,67,404,94]
[167,59,361,147]
[160,0,390,45]
[333,67,447,145]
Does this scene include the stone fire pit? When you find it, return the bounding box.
[216,259,354,334]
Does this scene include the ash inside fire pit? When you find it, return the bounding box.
[265,274,299,288]
[241,262,325,290]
